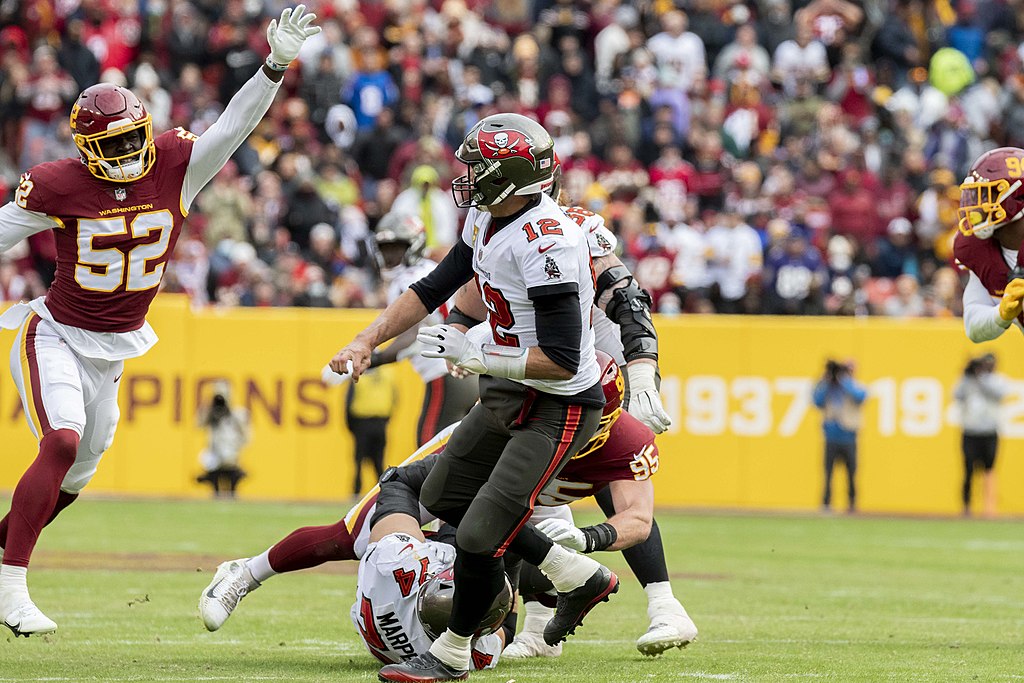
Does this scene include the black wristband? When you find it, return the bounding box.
[580,522,618,553]
[444,305,484,329]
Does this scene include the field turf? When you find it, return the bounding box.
[0,496,1021,682]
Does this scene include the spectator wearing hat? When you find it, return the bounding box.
[954,354,1008,518]
[871,217,919,279]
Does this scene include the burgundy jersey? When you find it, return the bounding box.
[536,409,659,506]
[21,129,195,332]
[953,231,1024,325]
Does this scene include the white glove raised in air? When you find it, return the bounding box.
[418,324,528,380]
[535,518,587,553]
[266,4,321,68]
[626,362,672,434]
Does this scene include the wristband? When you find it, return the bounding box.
[444,305,484,329]
[480,344,528,380]
[580,522,618,553]
[265,55,289,72]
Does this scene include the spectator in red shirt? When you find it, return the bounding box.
[828,169,879,247]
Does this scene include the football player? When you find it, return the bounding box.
[202,353,692,665]
[955,147,1024,342]
[446,159,692,656]
[0,6,320,636]
[330,113,616,682]
[350,505,512,670]
[365,211,478,445]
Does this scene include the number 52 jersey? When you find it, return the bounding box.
[18,129,196,334]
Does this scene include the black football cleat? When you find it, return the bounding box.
[543,566,619,646]
[378,652,469,682]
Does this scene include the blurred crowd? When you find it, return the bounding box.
[1,0,1021,316]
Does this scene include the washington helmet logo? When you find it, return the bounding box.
[478,129,537,168]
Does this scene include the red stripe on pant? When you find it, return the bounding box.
[25,315,53,434]
[419,377,446,445]
[495,404,583,557]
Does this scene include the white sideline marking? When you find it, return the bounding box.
[676,674,737,680]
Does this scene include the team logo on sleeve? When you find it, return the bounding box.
[544,255,562,280]
[479,129,537,168]
[595,232,612,252]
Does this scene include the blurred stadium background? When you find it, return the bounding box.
[1,0,1023,679]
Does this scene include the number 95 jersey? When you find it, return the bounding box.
[19,129,195,333]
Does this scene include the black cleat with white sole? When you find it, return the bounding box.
[543,566,619,646]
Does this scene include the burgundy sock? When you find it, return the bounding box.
[267,520,356,573]
[2,429,79,567]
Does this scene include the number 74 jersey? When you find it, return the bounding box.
[18,129,195,333]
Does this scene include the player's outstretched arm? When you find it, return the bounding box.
[963,271,1018,343]
[182,5,320,209]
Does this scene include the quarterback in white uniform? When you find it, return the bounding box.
[330,112,617,682]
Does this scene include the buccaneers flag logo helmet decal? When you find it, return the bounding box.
[478,128,537,168]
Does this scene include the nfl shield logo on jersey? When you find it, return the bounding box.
[114,187,127,201]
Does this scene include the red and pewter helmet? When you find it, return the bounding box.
[573,350,625,460]
[452,113,555,209]
[417,565,513,640]
[958,147,1024,239]
[70,83,155,183]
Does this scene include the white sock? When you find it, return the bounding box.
[644,581,673,604]
[538,544,600,592]
[245,551,275,585]
[645,582,684,620]
[521,600,555,635]
[428,629,471,670]
[0,565,28,599]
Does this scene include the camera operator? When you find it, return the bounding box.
[196,382,251,498]
[953,354,1007,518]
[812,359,867,513]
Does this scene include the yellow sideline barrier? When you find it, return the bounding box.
[1,296,1022,515]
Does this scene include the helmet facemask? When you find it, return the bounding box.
[74,116,155,182]
[958,175,1024,239]
[452,159,516,209]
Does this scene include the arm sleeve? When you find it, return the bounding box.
[181,69,282,210]
[533,290,583,374]
[408,241,475,312]
[962,271,1015,343]
[812,382,828,408]
[841,379,867,404]
[0,202,56,253]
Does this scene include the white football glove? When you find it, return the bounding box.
[626,362,672,433]
[535,518,587,553]
[417,325,527,380]
[266,4,321,68]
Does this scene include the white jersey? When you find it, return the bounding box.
[384,259,450,383]
[461,193,599,396]
[350,533,503,669]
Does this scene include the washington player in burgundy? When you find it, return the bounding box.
[0,6,320,637]
[955,147,1024,342]
[198,352,691,653]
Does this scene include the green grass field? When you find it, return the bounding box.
[0,496,1021,682]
